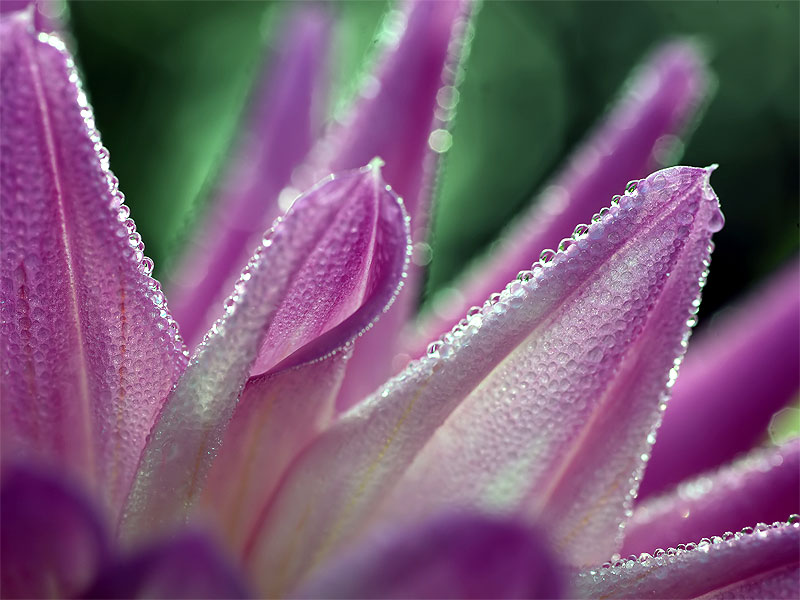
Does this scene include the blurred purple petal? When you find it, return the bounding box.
[83,531,250,599]
[623,440,800,556]
[0,0,61,32]
[167,7,331,350]
[241,167,723,587]
[121,163,409,541]
[699,565,800,600]
[639,257,800,499]
[409,39,711,356]
[575,519,800,598]
[0,14,186,516]
[1,463,109,599]
[292,512,564,599]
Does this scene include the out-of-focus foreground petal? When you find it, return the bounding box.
[0,1,60,32]
[639,258,800,499]
[1,463,109,599]
[0,14,187,516]
[121,163,410,541]
[410,39,711,355]
[292,512,564,600]
[167,7,331,350]
[574,519,800,598]
[623,440,800,556]
[241,166,723,593]
[295,0,473,410]
[83,531,250,599]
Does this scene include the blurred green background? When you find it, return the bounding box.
[65,0,798,324]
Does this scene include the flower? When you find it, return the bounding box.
[1,1,798,599]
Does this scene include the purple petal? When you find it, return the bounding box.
[0,1,60,32]
[622,441,800,557]
[409,39,711,356]
[120,162,410,541]
[292,512,564,600]
[83,531,250,599]
[639,258,800,499]
[241,166,723,590]
[1,463,109,599]
[699,565,799,600]
[297,0,473,410]
[0,15,187,515]
[574,519,800,598]
[166,7,331,350]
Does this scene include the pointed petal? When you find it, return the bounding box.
[697,564,799,600]
[166,8,331,350]
[1,463,109,599]
[410,39,711,355]
[574,519,800,599]
[292,512,565,600]
[639,258,800,499]
[83,531,250,599]
[120,162,410,541]
[622,441,800,557]
[242,166,723,590]
[297,0,473,410]
[0,16,187,515]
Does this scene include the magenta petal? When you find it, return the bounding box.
[574,519,800,599]
[120,162,410,541]
[409,39,711,355]
[167,7,331,350]
[639,258,800,499]
[698,565,800,600]
[0,1,59,32]
[83,531,250,599]
[622,441,800,557]
[0,15,187,515]
[292,512,564,600]
[1,463,109,599]
[242,166,723,587]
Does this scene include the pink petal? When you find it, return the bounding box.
[697,564,799,600]
[120,162,410,541]
[166,7,331,351]
[241,166,723,591]
[639,258,800,499]
[295,0,473,410]
[1,463,110,599]
[0,15,187,516]
[291,512,565,600]
[574,519,800,598]
[622,441,800,557]
[408,39,711,357]
[0,1,59,32]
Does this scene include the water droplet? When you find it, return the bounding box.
[707,207,725,233]
[625,180,638,194]
[428,129,452,153]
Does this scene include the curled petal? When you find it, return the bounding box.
[623,440,800,557]
[0,14,186,515]
[241,166,723,591]
[120,162,410,541]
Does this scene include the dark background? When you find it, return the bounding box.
[65,0,799,325]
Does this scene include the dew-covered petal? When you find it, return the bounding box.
[622,441,800,557]
[0,15,187,516]
[409,39,711,356]
[83,531,250,599]
[166,7,331,350]
[697,564,800,600]
[242,166,723,589]
[295,0,472,410]
[639,259,800,499]
[1,463,110,599]
[574,519,800,599]
[120,162,410,541]
[291,512,564,600]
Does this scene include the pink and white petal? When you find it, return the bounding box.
[0,15,187,516]
[574,519,800,599]
[622,440,800,557]
[120,163,409,541]
[83,531,250,599]
[639,258,800,499]
[167,7,331,350]
[695,564,800,600]
[1,463,110,599]
[294,0,473,410]
[409,39,711,356]
[242,166,723,591]
[291,512,565,600]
